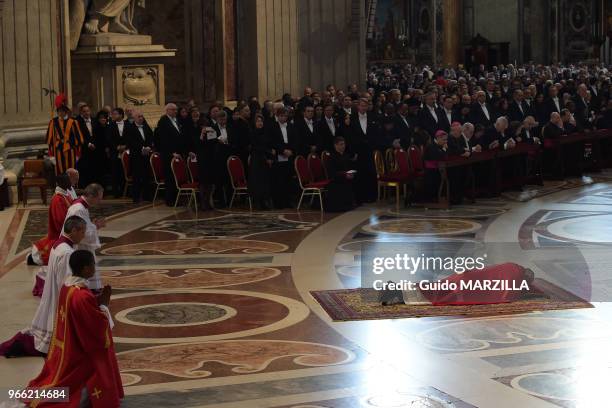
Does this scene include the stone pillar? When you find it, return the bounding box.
[0,0,63,203]
[442,0,462,66]
[237,0,366,101]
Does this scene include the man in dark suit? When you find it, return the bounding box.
[106,108,128,198]
[508,89,528,123]
[75,104,97,187]
[155,103,193,206]
[336,96,354,118]
[573,84,592,130]
[347,98,379,204]
[209,110,234,207]
[543,85,562,120]
[438,95,457,133]
[294,105,317,156]
[417,92,442,138]
[470,91,494,129]
[267,107,298,209]
[588,78,601,110]
[125,111,154,203]
[315,104,338,152]
[393,102,414,147]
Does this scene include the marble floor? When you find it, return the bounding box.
[1,179,612,408]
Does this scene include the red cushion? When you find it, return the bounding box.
[180,182,199,189]
[306,180,330,188]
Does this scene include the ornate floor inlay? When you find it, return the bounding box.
[143,213,318,239]
[3,182,612,408]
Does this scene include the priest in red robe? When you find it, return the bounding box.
[421,263,534,305]
[25,250,123,408]
[28,174,74,296]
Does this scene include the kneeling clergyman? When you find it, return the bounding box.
[28,174,74,297]
[0,216,87,358]
[24,250,123,407]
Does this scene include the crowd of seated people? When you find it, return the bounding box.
[62,62,612,211]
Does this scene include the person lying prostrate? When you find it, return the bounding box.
[411,263,535,306]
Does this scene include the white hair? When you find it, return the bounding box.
[462,122,474,131]
[165,103,177,111]
[495,116,508,126]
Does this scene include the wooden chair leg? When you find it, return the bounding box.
[22,187,27,207]
[41,187,47,205]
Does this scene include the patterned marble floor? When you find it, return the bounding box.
[1,181,612,408]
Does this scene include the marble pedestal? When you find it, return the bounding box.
[71,34,176,122]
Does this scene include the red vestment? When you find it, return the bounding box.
[421,263,530,305]
[33,192,74,266]
[26,284,123,407]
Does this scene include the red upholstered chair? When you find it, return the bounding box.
[227,155,252,211]
[187,156,199,184]
[408,145,425,178]
[307,153,328,182]
[374,150,402,207]
[295,155,329,212]
[171,157,198,210]
[120,150,133,197]
[149,152,165,205]
[320,150,332,179]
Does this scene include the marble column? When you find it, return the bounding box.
[238,0,366,101]
[0,0,64,202]
[442,0,462,66]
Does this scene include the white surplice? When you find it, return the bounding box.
[28,239,74,353]
[64,198,102,290]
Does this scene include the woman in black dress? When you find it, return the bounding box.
[186,109,213,210]
[248,114,273,210]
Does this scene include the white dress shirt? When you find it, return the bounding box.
[218,126,228,143]
[326,117,336,136]
[305,119,314,133]
[169,115,180,131]
[84,118,93,135]
[279,122,288,143]
[358,113,368,134]
[444,109,452,124]
[480,103,490,120]
[116,120,125,136]
[552,97,560,112]
[137,124,145,140]
[428,105,438,122]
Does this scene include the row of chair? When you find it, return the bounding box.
[374,146,425,207]
[121,151,253,211]
[120,147,421,212]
